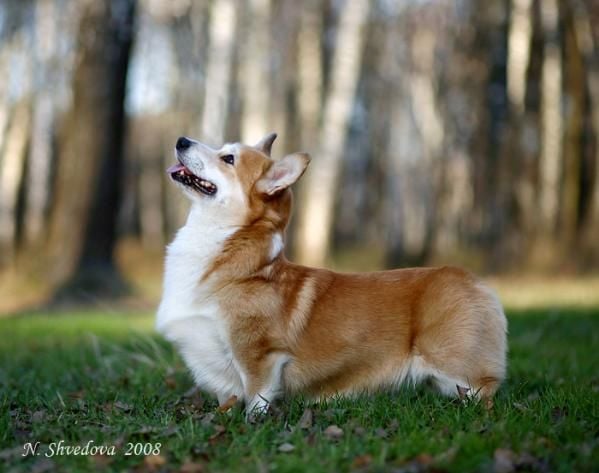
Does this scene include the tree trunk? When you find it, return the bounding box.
[560,1,585,253]
[295,0,370,267]
[24,0,57,247]
[201,0,237,144]
[538,0,562,236]
[240,0,271,144]
[572,0,599,262]
[507,0,533,114]
[47,0,136,302]
[296,0,323,149]
[0,100,31,266]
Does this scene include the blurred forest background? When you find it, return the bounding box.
[0,0,598,312]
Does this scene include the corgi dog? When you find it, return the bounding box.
[157,133,507,418]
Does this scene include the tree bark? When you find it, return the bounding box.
[201,0,237,144]
[240,0,271,144]
[296,0,323,149]
[24,0,57,247]
[538,0,562,235]
[0,100,31,266]
[46,0,136,302]
[295,0,370,267]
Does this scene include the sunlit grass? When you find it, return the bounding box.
[1,303,598,472]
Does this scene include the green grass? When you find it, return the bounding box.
[1,308,598,472]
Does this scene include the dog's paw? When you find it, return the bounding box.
[245,396,270,423]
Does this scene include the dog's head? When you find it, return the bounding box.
[167,133,310,228]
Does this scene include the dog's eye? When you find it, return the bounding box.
[221,154,235,165]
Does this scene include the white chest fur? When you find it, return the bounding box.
[156,205,245,401]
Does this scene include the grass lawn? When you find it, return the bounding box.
[1,306,598,472]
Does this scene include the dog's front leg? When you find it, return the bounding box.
[243,353,289,421]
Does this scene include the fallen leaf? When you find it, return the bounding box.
[180,460,205,473]
[31,410,46,423]
[278,443,295,453]
[161,425,179,437]
[351,454,372,468]
[395,453,433,473]
[30,458,55,473]
[512,402,527,412]
[209,424,226,440]
[493,448,516,473]
[217,395,238,413]
[165,376,177,389]
[0,446,24,460]
[200,413,216,426]
[434,446,458,464]
[67,390,85,400]
[91,453,113,468]
[297,408,313,429]
[414,453,433,465]
[387,419,400,433]
[353,426,366,436]
[144,454,167,471]
[323,425,344,440]
[114,401,133,412]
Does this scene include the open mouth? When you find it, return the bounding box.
[167,163,217,196]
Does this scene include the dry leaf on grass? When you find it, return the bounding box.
[323,425,344,440]
[494,449,548,473]
[395,453,433,473]
[297,408,313,429]
[114,401,133,412]
[278,443,296,453]
[164,376,177,389]
[217,395,238,413]
[144,454,167,471]
[91,454,113,468]
[493,448,517,473]
[0,446,24,461]
[30,458,55,473]
[209,424,226,440]
[200,413,216,426]
[180,460,205,473]
[31,410,46,423]
[351,454,372,469]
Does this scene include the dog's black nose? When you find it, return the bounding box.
[176,136,192,151]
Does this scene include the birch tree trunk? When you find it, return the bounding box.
[24,0,57,246]
[201,0,236,144]
[0,100,31,266]
[297,0,323,149]
[538,0,562,236]
[507,0,533,114]
[240,0,271,144]
[295,0,370,267]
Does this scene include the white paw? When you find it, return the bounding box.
[245,395,270,422]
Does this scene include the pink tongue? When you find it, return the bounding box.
[167,163,185,174]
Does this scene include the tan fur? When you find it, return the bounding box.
[164,138,508,411]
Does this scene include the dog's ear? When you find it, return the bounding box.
[256,152,310,196]
[254,133,277,156]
